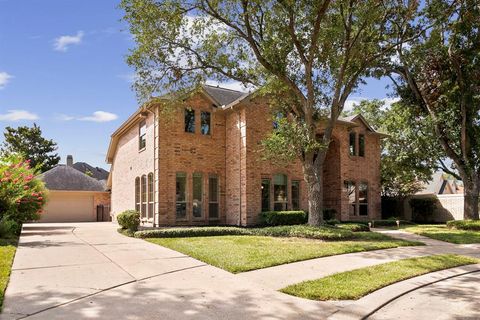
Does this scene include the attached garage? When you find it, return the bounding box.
[41,192,95,222]
[38,164,110,223]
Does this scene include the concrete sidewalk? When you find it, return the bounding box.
[0,223,334,320]
[237,230,480,290]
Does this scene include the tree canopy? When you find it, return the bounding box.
[121,0,417,225]
[1,124,60,173]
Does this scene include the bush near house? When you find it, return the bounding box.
[447,220,480,231]
[117,210,140,232]
[0,154,46,237]
[259,211,307,226]
[335,223,370,232]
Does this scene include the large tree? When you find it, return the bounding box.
[389,0,480,219]
[1,124,60,173]
[121,0,417,225]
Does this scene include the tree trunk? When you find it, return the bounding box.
[303,154,325,226]
[463,178,480,220]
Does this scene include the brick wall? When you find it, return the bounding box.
[110,92,383,226]
[157,94,227,225]
[110,111,156,221]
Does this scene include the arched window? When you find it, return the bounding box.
[135,177,140,213]
[141,175,147,218]
[148,173,154,219]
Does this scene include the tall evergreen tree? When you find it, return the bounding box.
[1,124,60,173]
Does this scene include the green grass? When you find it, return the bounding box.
[0,238,17,310]
[281,254,479,301]
[404,224,480,244]
[147,233,422,273]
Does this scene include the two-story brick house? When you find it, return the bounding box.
[106,85,384,226]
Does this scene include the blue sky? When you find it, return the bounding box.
[0,0,393,169]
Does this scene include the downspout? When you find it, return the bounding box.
[238,110,242,226]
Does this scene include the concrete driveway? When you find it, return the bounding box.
[0,223,334,320]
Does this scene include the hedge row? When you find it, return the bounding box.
[134,225,356,241]
[447,220,480,231]
[259,211,307,226]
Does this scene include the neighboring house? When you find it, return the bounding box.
[107,85,384,226]
[72,160,109,181]
[417,171,464,195]
[38,156,111,222]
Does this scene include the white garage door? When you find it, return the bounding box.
[40,192,95,222]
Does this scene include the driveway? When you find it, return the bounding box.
[0,223,333,320]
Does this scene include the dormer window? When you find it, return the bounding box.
[139,120,146,150]
[185,108,195,133]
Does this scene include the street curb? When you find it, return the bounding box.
[327,263,480,320]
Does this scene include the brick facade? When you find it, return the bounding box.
[108,88,382,226]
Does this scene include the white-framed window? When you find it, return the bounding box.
[135,177,140,212]
[148,173,154,219]
[185,108,195,133]
[141,175,147,218]
[201,111,211,135]
[139,120,146,150]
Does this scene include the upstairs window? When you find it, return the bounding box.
[139,120,146,150]
[359,134,365,157]
[201,111,211,135]
[273,112,283,129]
[185,109,195,133]
[349,132,356,156]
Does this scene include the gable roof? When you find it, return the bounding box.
[202,85,246,106]
[39,165,107,192]
[72,162,109,181]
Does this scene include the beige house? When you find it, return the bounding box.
[107,85,384,226]
[39,156,111,222]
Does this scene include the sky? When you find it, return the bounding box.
[0,0,394,169]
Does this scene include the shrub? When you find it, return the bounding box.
[135,225,356,241]
[371,219,413,227]
[259,211,307,226]
[0,218,21,238]
[254,225,355,240]
[336,223,370,232]
[0,154,47,227]
[323,208,337,221]
[117,210,140,231]
[325,219,340,226]
[409,197,437,223]
[447,220,480,231]
[135,226,251,238]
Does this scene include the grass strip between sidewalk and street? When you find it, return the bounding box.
[281,254,479,301]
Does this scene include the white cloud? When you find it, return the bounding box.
[118,72,137,83]
[79,111,118,123]
[0,110,39,121]
[0,72,13,89]
[55,114,75,121]
[53,31,84,52]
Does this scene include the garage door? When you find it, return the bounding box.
[40,192,94,222]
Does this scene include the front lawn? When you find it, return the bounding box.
[0,238,17,310]
[404,225,480,244]
[281,254,478,301]
[147,232,421,273]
